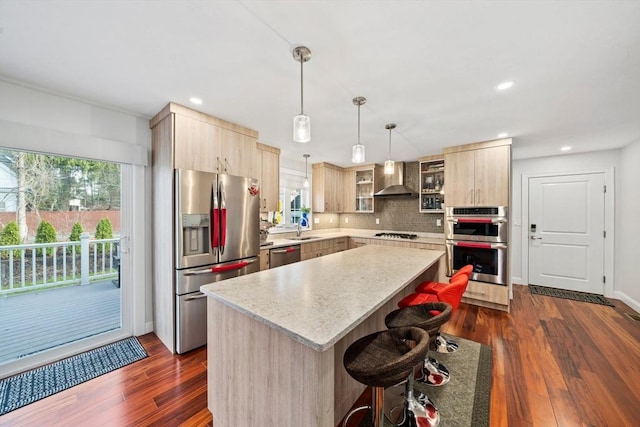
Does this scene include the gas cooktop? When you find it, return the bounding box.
[374,232,419,240]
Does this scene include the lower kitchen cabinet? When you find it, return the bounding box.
[333,237,348,253]
[349,237,371,249]
[259,248,270,271]
[462,280,509,311]
[301,237,349,260]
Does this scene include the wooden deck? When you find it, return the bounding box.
[0,280,121,364]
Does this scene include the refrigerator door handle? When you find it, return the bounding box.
[211,260,248,273]
[220,180,227,254]
[183,268,218,276]
[211,183,219,254]
[184,292,208,301]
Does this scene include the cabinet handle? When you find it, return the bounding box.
[469,189,473,204]
[216,156,221,172]
[223,157,229,173]
[476,189,480,205]
[465,290,486,296]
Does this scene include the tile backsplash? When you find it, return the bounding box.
[313,162,444,234]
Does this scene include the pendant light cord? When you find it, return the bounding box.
[300,59,304,115]
[388,127,392,157]
[357,103,361,144]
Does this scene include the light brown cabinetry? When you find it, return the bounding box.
[259,248,270,271]
[312,162,344,213]
[444,139,511,207]
[173,111,257,178]
[300,237,348,260]
[149,103,259,353]
[462,280,509,310]
[349,237,370,249]
[333,237,348,253]
[256,143,280,213]
[342,169,356,214]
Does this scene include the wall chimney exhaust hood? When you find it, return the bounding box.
[374,162,418,198]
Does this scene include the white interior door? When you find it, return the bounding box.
[528,173,605,294]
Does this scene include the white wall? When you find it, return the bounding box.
[0,80,153,331]
[617,139,640,310]
[511,147,640,310]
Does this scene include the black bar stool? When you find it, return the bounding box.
[384,301,453,427]
[342,326,430,427]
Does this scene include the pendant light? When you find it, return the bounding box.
[303,154,310,188]
[384,123,396,174]
[352,96,366,164]
[292,46,312,143]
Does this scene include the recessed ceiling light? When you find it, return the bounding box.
[497,133,508,138]
[189,97,203,105]
[560,146,572,151]
[496,81,514,91]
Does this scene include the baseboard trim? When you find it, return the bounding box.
[613,291,640,314]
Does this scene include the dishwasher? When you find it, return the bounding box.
[269,245,301,268]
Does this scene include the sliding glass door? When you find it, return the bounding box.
[0,148,131,373]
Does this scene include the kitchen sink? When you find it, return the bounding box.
[289,236,320,241]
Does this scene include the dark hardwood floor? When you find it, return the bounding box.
[1,284,639,426]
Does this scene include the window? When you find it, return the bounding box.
[274,168,311,231]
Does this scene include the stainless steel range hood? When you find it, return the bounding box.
[374,162,418,198]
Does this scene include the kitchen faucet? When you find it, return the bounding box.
[296,217,302,237]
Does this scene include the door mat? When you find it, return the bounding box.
[529,284,615,307]
[358,336,492,427]
[0,336,148,416]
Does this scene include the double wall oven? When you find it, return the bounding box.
[445,206,508,285]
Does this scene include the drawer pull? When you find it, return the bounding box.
[465,290,486,296]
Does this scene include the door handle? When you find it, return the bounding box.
[211,261,249,273]
[530,236,542,240]
[272,247,299,254]
[184,293,208,301]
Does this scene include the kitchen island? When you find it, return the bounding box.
[201,245,444,427]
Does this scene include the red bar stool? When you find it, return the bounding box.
[395,278,468,386]
[413,265,473,353]
[342,326,431,427]
[414,264,473,294]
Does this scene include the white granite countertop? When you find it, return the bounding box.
[261,228,445,250]
[201,245,444,351]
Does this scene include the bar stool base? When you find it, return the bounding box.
[385,378,440,427]
[418,357,450,387]
[434,333,459,354]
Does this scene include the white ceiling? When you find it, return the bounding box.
[0,1,638,166]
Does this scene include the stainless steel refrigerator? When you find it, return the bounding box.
[174,169,260,354]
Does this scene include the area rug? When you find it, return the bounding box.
[529,284,615,307]
[360,336,492,427]
[0,336,147,416]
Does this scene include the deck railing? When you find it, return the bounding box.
[0,233,119,295]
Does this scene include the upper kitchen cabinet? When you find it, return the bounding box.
[256,143,280,213]
[152,103,258,178]
[341,169,356,213]
[312,162,344,213]
[419,155,445,212]
[444,139,511,207]
[343,164,383,213]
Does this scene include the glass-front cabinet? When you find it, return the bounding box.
[355,169,374,212]
[419,157,445,213]
[341,164,383,213]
